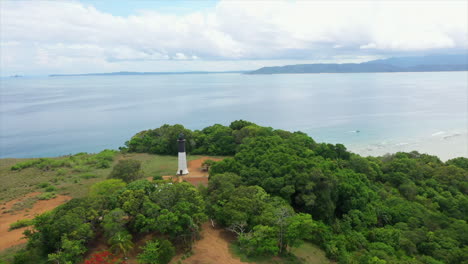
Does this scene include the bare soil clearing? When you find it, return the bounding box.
[187,156,223,177]
[159,156,223,187]
[181,157,223,187]
[173,222,248,264]
[0,192,71,251]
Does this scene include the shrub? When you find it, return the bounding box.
[84,251,124,264]
[73,165,91,173]
[80,173,98,179]
[56,168,67,176]
[201,159,216,171]
[11,160,41,170]
[152,175,163,181]
[84,150,117,169]
[89,179,126,199]
[44,185,57,192]
[38,182,50,188]
[37,192,56,200]
[9,219,33,231]
[108,159,143,183]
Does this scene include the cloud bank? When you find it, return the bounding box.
[1,0,467,75]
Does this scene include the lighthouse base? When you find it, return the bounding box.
[176,169,189,175]
[176,152,189,175]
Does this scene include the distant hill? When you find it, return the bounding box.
[49,71,245,77]
[248,54,468,74]
[364,54,468,67]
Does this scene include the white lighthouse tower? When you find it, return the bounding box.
[176,133,189,175]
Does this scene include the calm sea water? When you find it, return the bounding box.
[1,72,467,160]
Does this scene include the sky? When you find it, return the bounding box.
[0,0,467,76]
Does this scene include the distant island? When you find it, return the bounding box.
[49,70,246,77]
[248,54,468,74]
[43,54,468,77]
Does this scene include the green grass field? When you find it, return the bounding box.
[0,153,205,203]
[291,242,331,264]
[230,242,330,264]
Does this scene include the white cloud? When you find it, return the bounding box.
[360,43,377,50]
[0,0,467,75]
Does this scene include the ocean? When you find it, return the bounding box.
[1,72,467,160]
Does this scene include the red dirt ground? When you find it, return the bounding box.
[181,157,223,187]
[0,192,71,251]
[187,157,223,177]
[153,157,247,264]
[173,157,250,263]
[172,222,248,264]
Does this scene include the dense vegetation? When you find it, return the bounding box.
[208,136,467,263]
[125,121,468,263]
[9,120,468,264]
[13,179,205,264]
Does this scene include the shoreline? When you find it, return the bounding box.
[1,131,466,162]
[347,130,468,161]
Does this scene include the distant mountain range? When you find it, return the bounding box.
[49,71,245,77]
[247,54,468,74]
[46,54,468,77]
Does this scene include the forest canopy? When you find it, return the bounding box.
[124,120,468,263]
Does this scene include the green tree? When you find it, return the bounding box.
[239,225,278,256]
[102,208,128,239]
[137,239,175,264]
[125,124,193,154]
[89,179,126,198]
[48,236,87,264]
[229,120,256,130]
[109,159,143,183]
[285,213,318,251]
[108,231,134,257]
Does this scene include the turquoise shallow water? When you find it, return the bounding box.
[1,72,467,159]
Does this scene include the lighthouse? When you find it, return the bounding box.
[176,133,189,175]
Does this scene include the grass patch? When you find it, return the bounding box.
[10,196,39,212]
[37,182,50,188]
[37,192,57,200]
[0,153,224,202]
[79,173,98,179]
[0,244,26,263]
[10,150,116,172]
[0,152,115,201]
[9,219,34,231]
[229,242,330,264]
[121,153,208,176]
[290,242,330,264]
[44,185,57,192]
[229,243,298,264]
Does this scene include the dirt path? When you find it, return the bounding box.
[182,157,223,187]
[0,192,71,251]
[165,157,247,263]
[174,222,248,264]
[187,157,223,177]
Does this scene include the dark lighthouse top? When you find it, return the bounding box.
[178,133,186,153]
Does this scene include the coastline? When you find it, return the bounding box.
[1,131,466,161]
[348,130,468,161]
